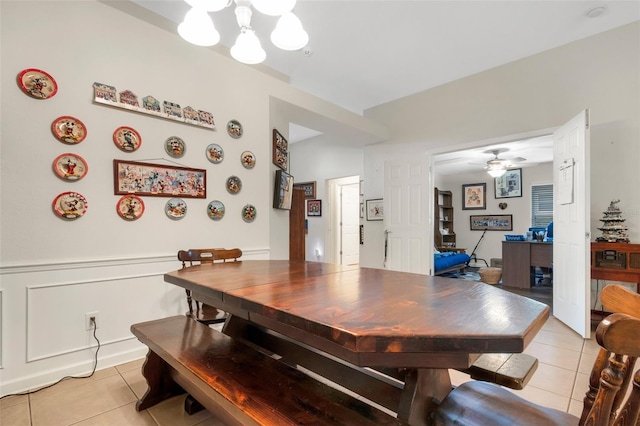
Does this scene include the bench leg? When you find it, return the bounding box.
[184,394,205,415]
[136,349,185,411]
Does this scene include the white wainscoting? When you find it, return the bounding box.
[0,248,269,396]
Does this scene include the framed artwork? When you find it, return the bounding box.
[273,169,294,210]
[495,168,522,199]
[470,214,513,231]
[272,129,288,170]
[366,199,384,221]
[294,181,316,199]
[113,159,206,198]
[462,183,486,210]
[360,202,364,218]
[307,200,322,216]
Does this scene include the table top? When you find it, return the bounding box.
[165,260,549,368]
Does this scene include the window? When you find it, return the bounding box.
[531,184,553,227]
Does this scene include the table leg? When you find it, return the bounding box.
[397,368,452,425]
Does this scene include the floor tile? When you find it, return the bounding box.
[0,393,29,410]
[532,328,585,352]
[578,350,599,374]
[526,361,577,397]
[0,400,31,426]
[542,316,577,335]
[120,367,149,400]
[30,374,137,426]
[508,384,570,412]
[73,402,157,426]
[116,358,145,374]
[572,372,590,401]
[28,367,120,401]
[524,341,581,371]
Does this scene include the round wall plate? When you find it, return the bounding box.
[113,126,142,152]
[226,176,242,194]
[52,192,87,220]
[116,195,145,221]
[207,200,225,220]
[52,153,88,181]
[206,143,224,164]
[18,68,58,99]
[241,151,256,169]
[165,198,187,220]
[227,119,243,139]
[242,204,256,222]
[51,116,87,144]
[165,136,186,158]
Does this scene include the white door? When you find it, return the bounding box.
[384,156,431,274]
[340,183,360,265]
[553,110,591,338]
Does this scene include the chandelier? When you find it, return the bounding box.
[178,0,309,65]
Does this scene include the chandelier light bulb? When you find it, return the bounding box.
[178,7,221,46]
[250,0,296,16]
[185,0,228,12]
[230,28,266,64]
[271,12,309,50]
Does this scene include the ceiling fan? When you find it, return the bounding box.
[479,149,526,177]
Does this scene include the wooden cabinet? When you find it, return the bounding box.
[591,242,640,293]
[434,188,456,249]
[502,241,553,288]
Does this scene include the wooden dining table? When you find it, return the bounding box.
[164,260,550,425]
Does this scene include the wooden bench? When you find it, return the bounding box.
[457,352,538,390]
[131,315,406,426]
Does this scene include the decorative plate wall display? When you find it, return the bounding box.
[241,151,255,169]
[52,153,88,181]
[207,200,225,220]
[51,116,87,144]
[206,143,224,164]
[18,68,58,99]
[226,176,242,194]
[242,204,257,223]
[113,126,142,152]
[165,198,187,220]
[116,195,144,221]
[52,191,87,220]
[227,119,243,139]
[165,136,185,158]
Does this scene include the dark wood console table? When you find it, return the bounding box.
[502,241,553,289]
[591,242,640,294]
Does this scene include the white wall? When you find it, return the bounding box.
[361,21,640,268]
[0,0,383,395]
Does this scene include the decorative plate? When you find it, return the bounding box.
[227,119,243,139]
[51,116,87,144]
[165,198,187,220]
[241,151,256,169]
[18,68,58,99]
[206,143,224,164]
[116,195,144,221]
[207,200,225,221]
[52,153,88,181]
[226,176,242,194]
[165,136,185,158]
[241,204,257,223]
[113,126,142,152]
[52,191,87,220]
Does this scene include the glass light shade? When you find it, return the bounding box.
[178,8,220,46]
[487,168,506,177]
[230,28,266,64]
[271,12,308,50]
[250,0,296,16]
[185,0,228,12]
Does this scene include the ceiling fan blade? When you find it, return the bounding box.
[510,156,526,163]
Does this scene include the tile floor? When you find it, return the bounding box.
[0,316,611,425]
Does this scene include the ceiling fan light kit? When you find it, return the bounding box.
[483,149,525,177]
[178,0,309,65]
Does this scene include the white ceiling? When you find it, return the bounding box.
[126,0,638,169]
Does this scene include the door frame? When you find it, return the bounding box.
[326,175,360,265]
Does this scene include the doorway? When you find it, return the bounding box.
[327,176,360,265]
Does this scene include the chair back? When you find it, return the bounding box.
[212,248,242,262]
[579,284,640,426]
[177,248,223,268]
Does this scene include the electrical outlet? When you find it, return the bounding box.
[85,312,99,330]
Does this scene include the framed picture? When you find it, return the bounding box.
[495,168,522,199]
[272,129,288,170]
[360,202,364,218]
[113,159,206,198]
[469,214,513,231]
[294,181,316,199]
[273,169,294,210]
[462,183,486,210]
[307,199,322,216]
[366,198,384,221]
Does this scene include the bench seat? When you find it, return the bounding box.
[131,315,406,426]
[457,352,538,390]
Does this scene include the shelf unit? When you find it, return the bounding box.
[434,188,456,249]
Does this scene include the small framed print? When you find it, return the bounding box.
[366,199,384,221]
[272,129,288,170]
[307,200,322,216]
[495,168,523,199]
[462,183,486,210]
[294,181,316,199]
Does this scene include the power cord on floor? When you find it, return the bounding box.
[0,317,101,400]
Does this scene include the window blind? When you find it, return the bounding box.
[531,184,553,227]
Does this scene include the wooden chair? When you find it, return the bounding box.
[177,248,242,324]
[432,286,640,425]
